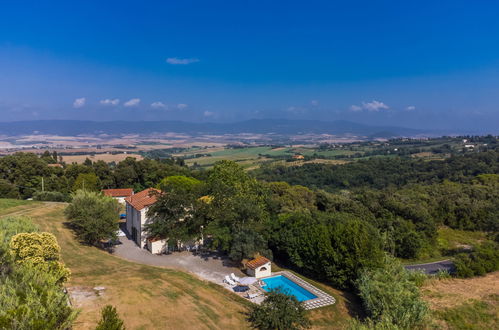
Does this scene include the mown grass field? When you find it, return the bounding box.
[0,200,354,329]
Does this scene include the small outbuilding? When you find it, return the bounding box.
[147,237,168,254]
[246,256,271,279]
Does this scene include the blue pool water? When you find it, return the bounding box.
[261,275,317,301]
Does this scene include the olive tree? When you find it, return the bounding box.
[64,190,120,246]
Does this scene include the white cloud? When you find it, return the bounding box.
[406,105,416,111]
[100,98,120,106]
[177,103,188,110]
[203,111,214,117]
[350,100,389,112]
[73,97,86,108]
[166,57,199,65]
[362,100,389,111]
[124,98,141,107]
[151,101,167,109]
[311,100,319,106]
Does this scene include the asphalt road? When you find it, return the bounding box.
[404,259,455,275]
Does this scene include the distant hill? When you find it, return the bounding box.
[0,119,426,137]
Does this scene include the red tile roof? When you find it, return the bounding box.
[125,188,161,210]
[102,188,134,198]
[246,256,271,270]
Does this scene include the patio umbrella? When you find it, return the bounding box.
[239,277,257,285]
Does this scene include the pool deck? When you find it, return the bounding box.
[259,271,336,310]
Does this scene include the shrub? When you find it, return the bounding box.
[9,232,70,283]
[96,305,125,330]
[33,191,70,202]
[0,263,78,329]
[356,256,429,328]
[454,242,499,277]
[64,190,120,246]
[248,290,310,330]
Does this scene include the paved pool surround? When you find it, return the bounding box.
[259,271,336,310]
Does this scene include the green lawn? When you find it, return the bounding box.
[0,199,30,211]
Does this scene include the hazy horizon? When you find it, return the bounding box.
[1,1,499,132]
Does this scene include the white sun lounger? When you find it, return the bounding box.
[246,293,259,299]
[230,273,240,282]
[224,275,236,286]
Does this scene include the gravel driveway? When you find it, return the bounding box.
[113,236,245,284]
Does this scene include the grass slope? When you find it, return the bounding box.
[422,272,499,329]
[2,201,250,330]
[0,200,353,330]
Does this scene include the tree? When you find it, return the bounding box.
[96,305,125,330]
[229,227,271,262]
[158,175,202,192]
[272,212,384,288]
[64,190,120,246]
[9,232,70,283]
[203,161,271,252]
[248,290,310,330]
[356,256,429,328]
[0,179,19,199]
[72,173,100,191]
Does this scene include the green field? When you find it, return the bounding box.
[173,146,356,169]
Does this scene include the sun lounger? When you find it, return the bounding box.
[224,275,236,286]
[246,293,259,299]
[230,273,240,282]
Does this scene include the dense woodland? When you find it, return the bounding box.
[0,145,498,329]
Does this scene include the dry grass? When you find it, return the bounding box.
[422,271,499,310]
[4,202,250,330]
[62,153,143,164]
[0,201,349,329]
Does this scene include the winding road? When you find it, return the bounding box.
[404,259,455,275]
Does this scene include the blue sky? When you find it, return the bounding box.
[1,1,498,131]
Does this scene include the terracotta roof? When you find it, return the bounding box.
[125,188,161,210]
[47,163,63,168]
[102,188,134,198]
[246,256,271,270]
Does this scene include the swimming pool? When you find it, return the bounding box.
[261,275,317,301]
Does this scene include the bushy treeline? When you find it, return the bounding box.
[144,160,498,291]
[0,151,192,199]
[253,150,499,191]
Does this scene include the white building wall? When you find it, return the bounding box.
[115,196,127,205]
[255,262,272,278]
[148,239,168,254]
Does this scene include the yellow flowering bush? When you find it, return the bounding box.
[9,232,70,283]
